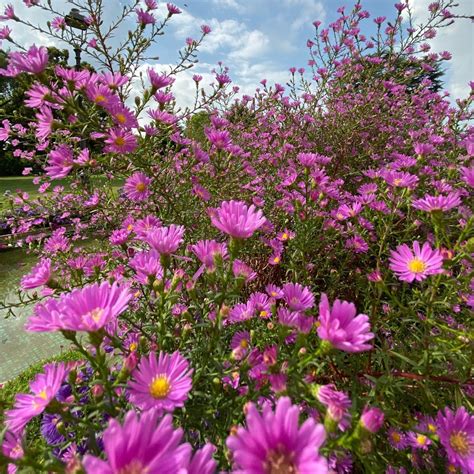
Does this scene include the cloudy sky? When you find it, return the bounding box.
[3,0,473,103]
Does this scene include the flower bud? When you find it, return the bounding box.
[360,407,385,433]
[92,384,104,399]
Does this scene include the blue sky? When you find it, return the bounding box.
[5,0,474,104]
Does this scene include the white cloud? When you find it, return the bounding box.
[282,0,326,31]
[211,0,242,10]
[408,0,474,99]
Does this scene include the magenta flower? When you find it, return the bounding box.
[129,250,163,284]
[26,282,131,333]
[148,69,174,89]
[8,45,48,74]
[407,432,431,450]
[128,351,193,413]
[228,301,255,324]
[227,396,327,473]
[21,258,51,290]
[5,363,70,433]
[104,128,138,154]
[2,431,24,473]
[82,410,191,474]
[145,224,185,255]
[232,259,257,282]
[123,172,152,202]
[461,166,474,188]
[360,407,385,433]
[436,407,474,472]
[317,384,352,431]
[45,145,74,179]
[388,428,407,450]
[190,239,228,270]
[205,129,232,150]
[317,293,374,353]
[166,3,182,15]
[412,193,461,212]
[282,282,315,312]
[135,8,156,25]
[187,444,217,474]
[230,330,251,359]
[389,241,443,283]
[210,200,265,239]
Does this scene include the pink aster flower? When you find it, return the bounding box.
[360,407,385,433]
[128,351,193,413]
[388,427,407,450]
[226,396,327,473]
[210,200,265,239]
[230,330,251,359]
[461,166,474,188]
[2,431,24,473]
[45,145,74,179]
[228,301,255,324]
[5,363,70,433]
[436,407,474,473]
[407,432,431,450]
[389,241,443,283]
[145,224,184,255]
[133,215,161,237]
[8,45,48,74]
[0,5,16,21]
[187,444,217,474]
[317,293,374,353]
[104,128,137,154]
[135,8,156,25]
[282,282,315,312]
[82,410,191,474]
[384,170,419,189]
[190,239,228,271]
[412,193,461,212]
[166,3,182,15]
[232,259,257,282]
[26,282,131,333]
[129,250,163,285]
[148,69,174,89]
[317,384,352,431]
[35,107,54,141]
[21,258,51,290]
[205,128,232,150]
[123,172,152,202]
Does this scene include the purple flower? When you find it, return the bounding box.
[128,351,193,413]
[26,282,131,333]
[145,224,185,255]
[461,166,474,188]
[388,428,407,450]
[21,258,51,290]
[226,396,327,473]
[412,193,461,212]
[135,8,156,25]
[317,293,374,353]
[210,200,265,239]
[232,259,257,282]
[228,301,255,324]
[148,69,174,89]
[389,241,443,283]
[360,407,385,433]
[282,283,315,312]
[407,432,431,450]
[187,443,217,474]
[104,128,138,154]
[41,413,65,446]
[6,363,70,433]
[45,145,74,179]
[436,407,474,472]
[8,45,48,75]
[190,239,228,271]
[129,250,163,284]
[317,384,352,431]
[230,330,251,359]
[166,3,181,15]
[82,410,191,473]
[123,172,152,202]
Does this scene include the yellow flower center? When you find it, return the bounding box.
[115,136,126,146]
[87,308,104,323]
[447,464,458,473]
[393,178,402,186]
[127,224,134,231]
[116,113,126,123]
[37,389,48,400]
[450,432,470,456]
[271,291,278,297]
[407,258,426,273]
[282,232,288,240]
[240,339,248,348]
[135,183,147,192]
[427,423,436,433]
[391,432,401,443]
[273,256,281,264]
[129,342,137,352]
[265,450,298,474]
[117,460,147,474]
[94,94,106,103]
[416,434,427,446]
[336,212,344,220]
[149,376,171,399]
[260,310,268,318]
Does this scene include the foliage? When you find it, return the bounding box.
[0,1,473,473]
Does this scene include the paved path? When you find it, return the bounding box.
[0,249,64,382]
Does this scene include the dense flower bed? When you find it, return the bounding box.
[0,0,473,472]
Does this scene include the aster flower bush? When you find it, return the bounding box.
[0,0,473,473]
